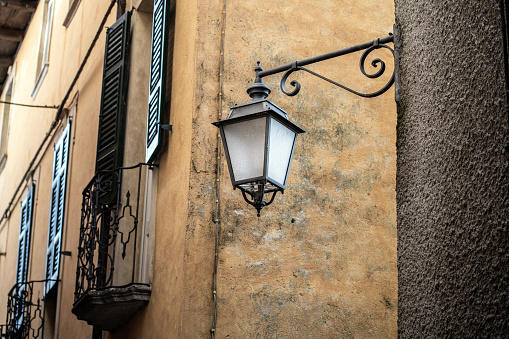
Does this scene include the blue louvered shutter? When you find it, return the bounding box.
[16,185,34,285]
[45,122,70,294]
[95,11,131,203]
[14,185,34,329]
[146,0,170,162]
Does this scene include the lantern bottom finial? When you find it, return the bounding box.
[239,182,279,217]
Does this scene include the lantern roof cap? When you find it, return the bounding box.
[212,99,305,134]
[228,99,288,120]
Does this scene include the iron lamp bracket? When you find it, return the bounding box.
[257,35,395,98]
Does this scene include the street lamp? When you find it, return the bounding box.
[213,35,395,216]
[213,62,305,216]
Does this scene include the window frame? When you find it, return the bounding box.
[63,0,81,27]
[32,0,55,99]
[0,65,15,173]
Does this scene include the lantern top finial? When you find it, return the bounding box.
[246,61,271,101]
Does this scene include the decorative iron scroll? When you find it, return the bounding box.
[74,163,155,303]
[2,280,54,339]
[258,36,395,98]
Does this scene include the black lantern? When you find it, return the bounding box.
[213,63,305,216]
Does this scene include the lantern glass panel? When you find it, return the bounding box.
[267,118,297,185]
[222,117,267,182]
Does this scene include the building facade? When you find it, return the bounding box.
[0,0,398,338]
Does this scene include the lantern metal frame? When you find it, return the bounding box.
[213,98,304,216]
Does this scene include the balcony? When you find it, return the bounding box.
[1,280,49,339]
[72,163,155,331]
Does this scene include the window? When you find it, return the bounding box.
[44,122,70,294]
[96,11,130,174]
[72,13,153,329]
[94,10,131,205]
[32,0,54,98]
[16,186,35,285]
[0,73,13,172]
[63,0,81,27]
[146,0,171,162]
[12,185,35,330]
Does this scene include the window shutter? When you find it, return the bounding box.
[45,122,70,294]
[16,185,34,285]
[146,0,170,162]
[95,11,131,202]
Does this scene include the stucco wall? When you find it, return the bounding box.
[395,0,509,337]
[0,0,398,337]
[180,0,397,337]
[0,0,117,337]
[114,0,397,337]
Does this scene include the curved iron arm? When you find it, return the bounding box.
[260,35,395,98]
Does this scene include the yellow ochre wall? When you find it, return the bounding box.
[0,0,396,338]
[0,0,116,338]
[114,0,396,338]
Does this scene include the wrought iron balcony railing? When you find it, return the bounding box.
[74,163,155,303]
[1,280,53,339]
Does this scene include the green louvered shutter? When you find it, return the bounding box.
[95,11,131,202]
[146,0,170,162]
[16,185,34,285]
[45,122,70,294]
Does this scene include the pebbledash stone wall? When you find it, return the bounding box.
[395,0,509,337]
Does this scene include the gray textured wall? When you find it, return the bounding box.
[395,1,509,337]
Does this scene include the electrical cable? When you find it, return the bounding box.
[0,101,58,109]
[0,0,117,226]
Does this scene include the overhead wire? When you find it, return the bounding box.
[0,101,58,109]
